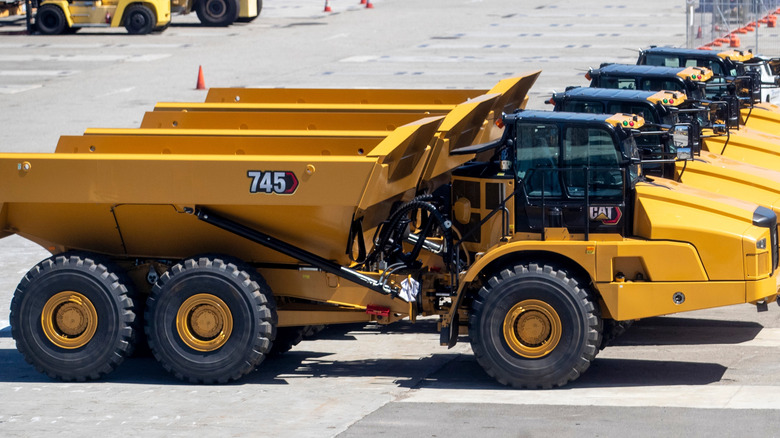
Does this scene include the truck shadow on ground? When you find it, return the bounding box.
[0,316,757,387]
[608,316,764,346]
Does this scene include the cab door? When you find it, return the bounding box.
[514,122,628,236]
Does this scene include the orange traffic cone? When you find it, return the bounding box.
[360,0,366,3]
[196,65,206,90]
[366,0,373,8]
[729,33,740,47]
[696,26,702,38]
[324,0,332,12]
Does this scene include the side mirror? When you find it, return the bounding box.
[673,125,692,160]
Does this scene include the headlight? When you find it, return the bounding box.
[757,238,767,249]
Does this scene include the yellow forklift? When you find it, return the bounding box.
[32,0,171,35]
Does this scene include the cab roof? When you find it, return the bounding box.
[559,87,659,101]
[642,46,752,62]
[595,63,689,78]
[593,64,712,82]
[557,87,687,106]
[510,110,644,129]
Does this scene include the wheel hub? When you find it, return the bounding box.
[503,299,562,358]
[206,0,227,18]
[176,294,233,352]
[41,291,99,349]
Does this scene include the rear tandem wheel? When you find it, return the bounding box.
[469,263,602,389]
[10,252,138,381]
[144,255,276,383]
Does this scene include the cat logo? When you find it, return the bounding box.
[589,206,622,225]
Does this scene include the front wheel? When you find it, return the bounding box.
[196,0,239,26]
[36,4,67,35]
[145,256,276,383]
[469,264,602,389]
[124,5,156,35]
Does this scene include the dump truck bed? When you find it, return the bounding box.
[0,90,509,268]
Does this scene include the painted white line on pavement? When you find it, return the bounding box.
[0,70,79,77]
[0,85,42,94]
[0,54,170,62]
[401,385,780,410]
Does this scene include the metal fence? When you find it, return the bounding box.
[686,0,780,54]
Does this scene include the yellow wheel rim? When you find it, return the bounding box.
[41,291,99,349]
[503,299,562,358]
[176,294,233,352]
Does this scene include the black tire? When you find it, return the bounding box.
[10,252,138,381]
[196,0,239,26]
[124,4,156,35]
[469,264,601,389]
[36,4,67,35]
[145,256,276,383]
[235,0,262,23]
[269,326,306,356]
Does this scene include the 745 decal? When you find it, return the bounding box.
[247,171,299,195]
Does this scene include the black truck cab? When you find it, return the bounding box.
[637,46,747,77]
[501,110,642,237]
[586,64,712,100]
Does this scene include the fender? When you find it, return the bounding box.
[440,238,599,346]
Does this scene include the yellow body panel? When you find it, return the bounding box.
[633,178,764,280]
[139,111,430,131]
[742,104,780,133]
[154,101,457,115]
[646,90,686,105]
[703,127,780,171]
[238,0,257,19]
[718,49,753,62]
[597,278,775,320]
[676,152,780,214]
[677,66,713,81]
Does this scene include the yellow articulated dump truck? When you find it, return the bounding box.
[35,0,171,35]
[3,72,779,388]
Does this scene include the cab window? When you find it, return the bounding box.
[646,54,681,68]
[601,77,638,90]
[515,123,561,197]
[641,78,684,92]
[562,127,622,198]
[561,101,605,114]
